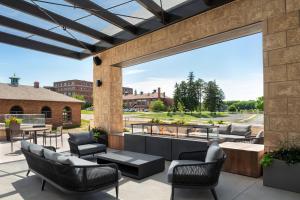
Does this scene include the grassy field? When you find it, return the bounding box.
[124,111,228,123]
[81,110,93,114]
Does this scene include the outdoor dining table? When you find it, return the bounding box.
[21,127,49,144]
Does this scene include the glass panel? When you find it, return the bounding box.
[153,0,192,11]
[109,1,154,25]
[25,0,89,20]
[77,15,122,36]
[0,5,55,29]
[30,35,85,52]
[50,27,100,44]
[92,0,132,9]
[0,25,31,38]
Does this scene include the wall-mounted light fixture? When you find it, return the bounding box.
[96,80,102,87]
[93,56,102,66]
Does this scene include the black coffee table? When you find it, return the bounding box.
[97,150,165,180]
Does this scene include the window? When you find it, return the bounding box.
[41,106,52,118]
[62,106,72,123]
[10,106,24,114]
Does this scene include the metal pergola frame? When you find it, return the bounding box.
[0,0,233,59]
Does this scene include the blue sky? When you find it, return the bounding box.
[0,33,263,101]
[123,33,263,100]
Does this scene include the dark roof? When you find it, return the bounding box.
[123,92,171,100]
[0,83,82,103]
[0,0,233,59]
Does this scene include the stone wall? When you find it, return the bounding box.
[94,0,300,150]
[263,0,300,149]
[0,99,81,127]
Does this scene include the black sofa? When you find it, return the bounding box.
[68,132,107,157]
[21,141,120,197]
[124,134,208,160]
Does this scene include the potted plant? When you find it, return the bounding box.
[5,117,22,141]
[91,127,108,146]
[260,141,300,193]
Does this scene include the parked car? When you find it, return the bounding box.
[85,107,94,111]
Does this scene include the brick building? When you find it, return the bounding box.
[123,88,173,111]
[51,80,93,104]
[122,87,133,95]
[45,80,133,104]
[0,76,82,127]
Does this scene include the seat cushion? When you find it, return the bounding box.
[29,143,44,156]
[78,143,106,155]
[167,160,203,182]
[21,140,30,151]
[230,124,251,136]
[43,148,71,164]
[69,132,94,145]
[68,156,99,166]
[205,142,223,162]
[218,124,231,135]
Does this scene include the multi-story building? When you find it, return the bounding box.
[50,80,93,104]
[45,80,133,105]
[122,87,133,95]
[123,88,173,111]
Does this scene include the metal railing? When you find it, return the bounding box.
[0,114,45,126]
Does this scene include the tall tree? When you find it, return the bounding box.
[203,81,225,113]
[195,78,206,114]
[186,72,198,112]
[173,82,181,109]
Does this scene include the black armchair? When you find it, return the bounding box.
[168,143,226,200]
[68,132,107,157]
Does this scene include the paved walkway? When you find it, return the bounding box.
[0,158,299,200]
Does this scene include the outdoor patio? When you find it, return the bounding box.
[1,154,299,200]
[0,133,299,200]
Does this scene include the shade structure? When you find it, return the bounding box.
[0,0,233,59]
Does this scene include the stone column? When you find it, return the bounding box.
[263,0,300,150]
[93,53,123,134]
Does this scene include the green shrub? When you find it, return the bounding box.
[171,119,186,125]
[91,127,108,140]
[149,118,162,124]
[150,100,166,112]
[260,143,300,167]
[208,119,214,124]
[228,105,237,112]
[217,120,224,124]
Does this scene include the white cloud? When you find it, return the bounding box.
[124,69,146,76]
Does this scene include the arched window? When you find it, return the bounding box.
[41,106,52,118]
[10,106,23,114]
[62,106,72,123]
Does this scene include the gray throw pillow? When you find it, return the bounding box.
[67,156,98,166]
[205,142,223,162]
[29,143,44,156]
[43,148,71,164]
[218,124,231,135]
[230,124,251,136]
[21,140,30,151]
[69,132,94,145]
[256,130,264,138]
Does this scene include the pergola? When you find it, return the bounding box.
[1,0,300,152]
[0,0,232,59]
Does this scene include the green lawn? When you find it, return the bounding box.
[81,110,93,114]
[82,110,228,123]
[124,111,228,122]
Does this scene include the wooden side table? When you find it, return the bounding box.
[220,142,264,178]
